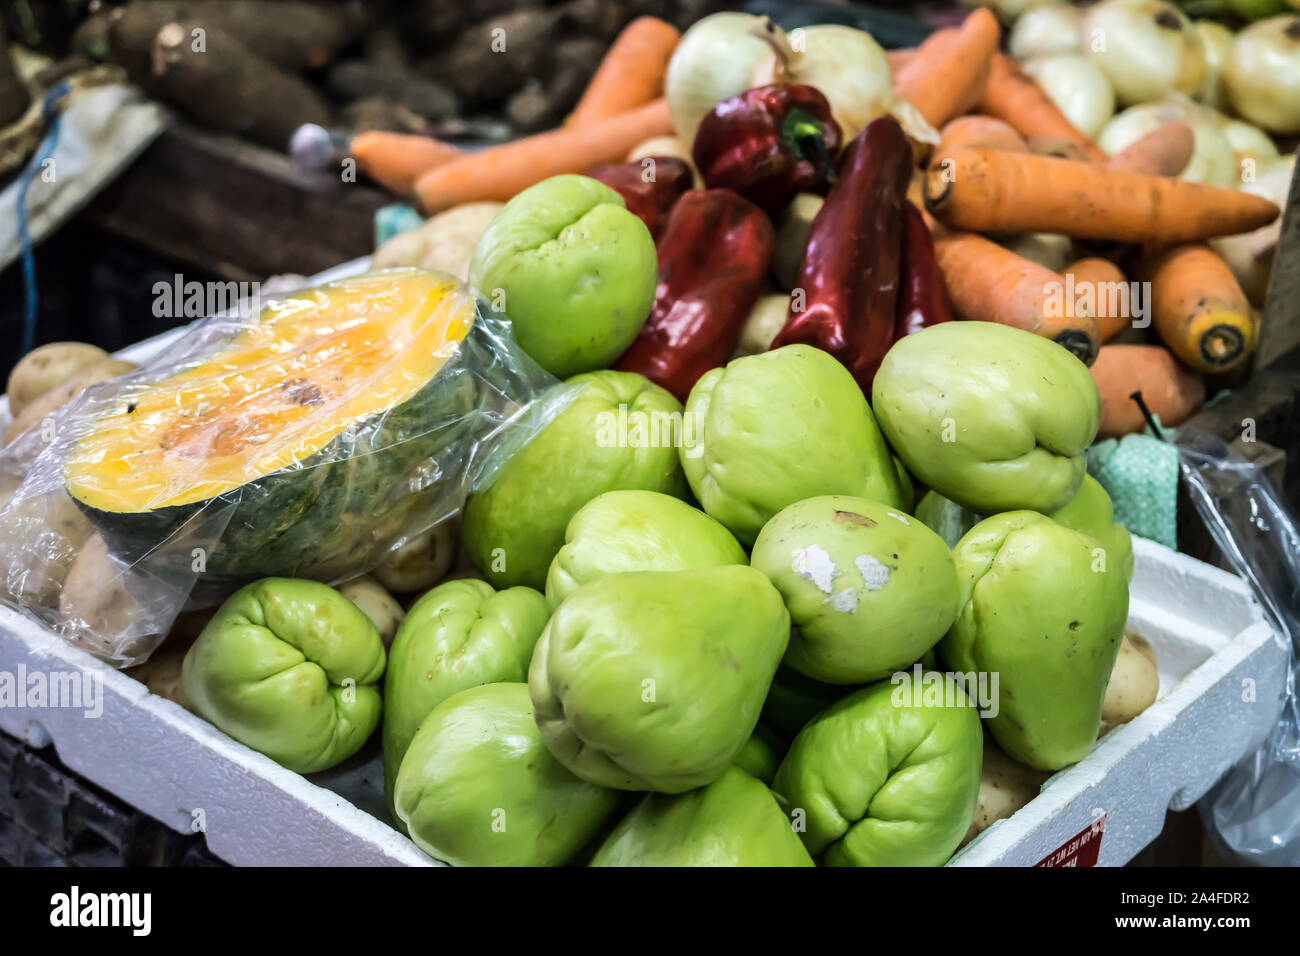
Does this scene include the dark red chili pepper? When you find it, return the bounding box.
[895,200,954,339]
[692,83,842,217]
[770,115,911,393]
[585,157,694,237]
[614,189,774,401]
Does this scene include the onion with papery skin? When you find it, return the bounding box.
[1211,153,1295,305]
[1097,97,1235,186]
[664,12,772,146]
[1023,54,1115,138]
[1221,119,1280,168]
[1225,16,1300,134]
[1083,0,1207,107]
[1009,5,1083,60]
[1194,20,1235,109]
[959,0,1064,26]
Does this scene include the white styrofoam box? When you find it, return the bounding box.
[0,258,1288,866]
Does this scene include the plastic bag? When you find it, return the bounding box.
[0,268,572,667]
[1172,425,1300,865]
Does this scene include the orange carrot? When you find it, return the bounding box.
[933,230,1101,364]
[1104,121,1196,177]
[1090,344,1205,439]
[566,17,680,126]
[976,54,1107,163]
[350,131,463,196]
[1136,243,1258,373]
[1065,258,1132,342]
[924,148,1280,243]
[415,99,674,213]
[936,115,1027,156]
[894,10,1000,130]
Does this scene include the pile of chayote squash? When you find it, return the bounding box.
[177,314,1140,867]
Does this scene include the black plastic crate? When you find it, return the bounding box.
[0,730,225,867]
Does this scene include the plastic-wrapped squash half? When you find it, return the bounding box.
[62,269,485,601]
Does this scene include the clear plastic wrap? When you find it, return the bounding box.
[1172,425,1300,866]
[0,269,571,667]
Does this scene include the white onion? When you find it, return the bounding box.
[1211,154,1295,304]
[958,0,1064,26]
[1082,0,1207,106]
[1001,233,1075,273]
[1224,16,1300,134]
[1097,97,1235,185]
[664,12,771,146]
[1010,5,1084,59]
[1023,54,1116,138]
[761,25,902,142]
[1193,20,1234,109]
[1220,119,1280,170]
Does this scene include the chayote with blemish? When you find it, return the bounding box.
[751,495,959,684]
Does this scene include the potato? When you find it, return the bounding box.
[0,487,93,609]
[732,294,791,359]
[370,519,458,594]
[772,194,824,291]
[336,574,405,647]
[58,534,160,664]
[122,610,212,709]
[4,358,135,445]
[371,202,504,281]
[1099,630,1160,735]
[5,342,107,418]
[961,736,1052,848]
[626,135,703,187]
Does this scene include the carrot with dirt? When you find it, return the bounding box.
[976,54,1107,163]
[1136,243,1258,373]
[566,17,680,126]
[924,148,1280,243]
[1105,121,1195,176]
[936,115,1027,156]
[1089,344,1206,439]
[894,10,1001,130]
[932,229,1101,364]
[350,132,463,195]
[415,98,674,213]
[1065,258,1132,342]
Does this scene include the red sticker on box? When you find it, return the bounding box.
[1034,814,1106,867]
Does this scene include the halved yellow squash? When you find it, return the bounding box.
[65,269,479,599]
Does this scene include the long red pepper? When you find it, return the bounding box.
[586,157,694,237]
[614,189,774,400]
[770,116,912,393]
[895,200,954,339]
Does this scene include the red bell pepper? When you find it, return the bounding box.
[770,115,912,393]
[585,157,694,237]
[614,189,774,401]
[895,201,954,339]
[692,83,842,217]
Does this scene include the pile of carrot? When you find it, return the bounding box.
[884,8,1280,436]
[349,16,680,210]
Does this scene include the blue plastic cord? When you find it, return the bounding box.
[15,81,71,357]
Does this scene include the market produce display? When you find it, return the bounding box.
[16,0,1292,868]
